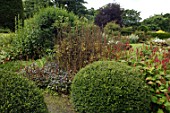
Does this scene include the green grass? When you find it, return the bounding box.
[130,43,144,50]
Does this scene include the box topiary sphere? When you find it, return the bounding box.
[71,61,151,113]
[0,70,48,113]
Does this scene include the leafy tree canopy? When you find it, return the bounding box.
[94,3,122,29]
[23,0,51,18]
[0,0,24,31]
[142,14,170,32]
[122,9,142,27]
[52,0,87,16]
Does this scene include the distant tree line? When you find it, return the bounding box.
[0,0,24,31]
[1,0,170,32]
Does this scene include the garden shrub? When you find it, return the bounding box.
[121,27,133,36]
[0,70,48,113]
[0,28,11,33]
[0,61,27,72]
[0,33,16,63]
[13,7,79,60]
[135,31,148,42]
[138,25,149,33]
[23,61,71,95]
[166,38,170,46]
[55,24,104,74]
[104,21,121,40]
[119,44,170,113]
[147,32,170,39]
[71,61,151,113]
[128,34,139,43]
[55,24,132,74]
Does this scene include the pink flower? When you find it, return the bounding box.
[154,57,160,63]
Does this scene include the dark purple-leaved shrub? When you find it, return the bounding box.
[23,62,72,95]
[94,3,122,29]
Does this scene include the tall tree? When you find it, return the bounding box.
[94,3,122,29]
[142,14,170,32]
[122,9,141,27]
[52,0,87,16]
[0,0,24,31]
[23,0,51,18]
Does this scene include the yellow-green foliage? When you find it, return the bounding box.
[156,30,166,33]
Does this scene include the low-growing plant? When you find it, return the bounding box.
[71,61,151,113]
[128,34,139,43]
[0,33,16,63]
[119,44,170,113]
[166,38,170,46]
[23,61,72,95]
[0,70,48,113]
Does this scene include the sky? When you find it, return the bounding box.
[84,0,170,20]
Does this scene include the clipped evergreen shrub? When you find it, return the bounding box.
[0,70,48,113]
[121,27,133,36]
[71,61,151,113]
[147,32,170,39]
[0,0,24,31]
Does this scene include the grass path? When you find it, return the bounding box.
[44,93,76,113]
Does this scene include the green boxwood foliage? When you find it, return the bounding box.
[0,70,48,113]
[71,61,151,113]
[0,0,24,31]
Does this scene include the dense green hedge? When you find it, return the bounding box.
[147,32,170,39]
[0,70,48,113]
[121,27,133,36]
[0,0,24,31]
[71,61,151,113]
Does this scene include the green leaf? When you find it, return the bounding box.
[159,86,165,90]
[156,80,162,85]
[165,74,170,80]
[151,96,158,103]
[158,96,166,105]
[157,109,164,113]
[164,101,170,107]
[160,89,168,93]
[146,77,153,81]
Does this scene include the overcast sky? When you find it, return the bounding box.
[84,0,170,20]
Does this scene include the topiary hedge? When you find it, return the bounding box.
[147,32,170,39]
[71,61,151,113]
[0,70,48,113]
